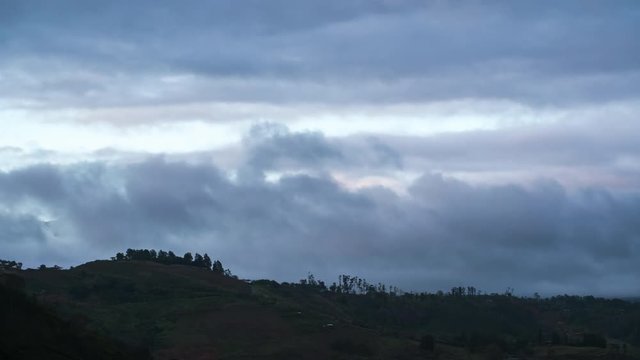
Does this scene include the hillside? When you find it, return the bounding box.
[0,272,150,360]
[3,258,640,359]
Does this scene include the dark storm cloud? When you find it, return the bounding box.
[1,0,639,107]
[0,154,638,296]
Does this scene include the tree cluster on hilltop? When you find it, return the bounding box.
[111,249,227,275]
[0,259,23,271]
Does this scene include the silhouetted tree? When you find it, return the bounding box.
[0,260,22,270]
[193,253,204,267]
[467,286,476,296]
[111,249,232,274]
[505,287,514,296]
[212,260,224,274]
[157,250,168,264]
[329,282,338,292]
[451,286,466,296]
[203,253,213,270]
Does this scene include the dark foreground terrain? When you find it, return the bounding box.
[1,255,638,359]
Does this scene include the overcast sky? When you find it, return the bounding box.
[1,0,639,296]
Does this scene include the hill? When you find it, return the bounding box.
[3,256,639,359]
[0,272,150,360]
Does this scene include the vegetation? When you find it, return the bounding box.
[111,249,228,275]
[1,251,638,359]
[283,273,640,356]
[0,258,23,270]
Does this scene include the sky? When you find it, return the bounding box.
[1,0,639,296]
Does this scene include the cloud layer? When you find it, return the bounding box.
[1,125,639,296]
[2,0,639,109]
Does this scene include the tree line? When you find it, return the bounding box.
[0,259,23,271]
[287,273,402,296]
[297,273,487,297]
[111,249,228,275]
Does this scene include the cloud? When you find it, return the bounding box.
[370,111,640,189]
[0,211,46,245]
[235,122,407,183]
[0,152,638,296]
[240,122,342,179]
[1,0,638,109]
[0,1,639,297]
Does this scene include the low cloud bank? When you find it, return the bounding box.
[1,149,638,296]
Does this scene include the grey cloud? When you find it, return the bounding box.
[0,164,66,203]
[237,123,403,181]
[0,212,46,244]
[368,115,640,188]
[242,123,343,177]
[0,156,638,296]
[368,138,403,169]
[409,174,567,250]
[335,136,404,170]
[0,211,48,272]
[1,1,638,108]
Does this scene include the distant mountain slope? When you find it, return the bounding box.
[6,259,640,359]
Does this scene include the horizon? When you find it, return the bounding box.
[1,1,640,297]
[7,248,640,299]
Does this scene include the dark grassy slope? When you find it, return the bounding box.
[19,261,410,359]
[0,273,150,360]
[9,260,640,359]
